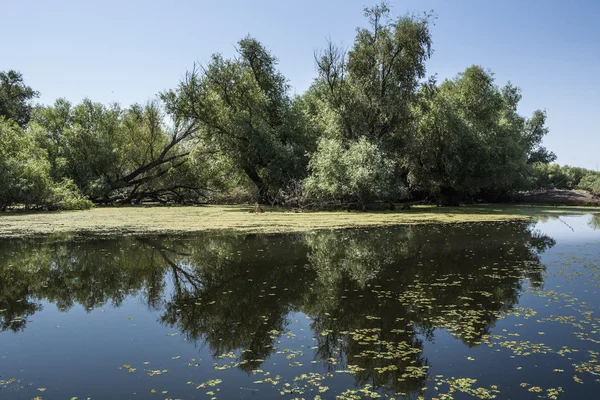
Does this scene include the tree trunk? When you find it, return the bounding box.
[243,166,269,204]
[439,186,460,207]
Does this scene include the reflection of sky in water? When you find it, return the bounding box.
[0,215,599,399]
[534,214,599,242]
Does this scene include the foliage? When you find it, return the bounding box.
[31,99,123,198]
[0,118,53,209]
[309,4,433,149]
[163,36,314,203]
[406,66,554,203]
[304,137,403,205]
[0,70,39,128]
[0,2,571,208]
[302,3,433,206]
[32,99,208,203]
[578,173,600,196]
[530,163,599,190]
[48,178,94,210]
[406,80,482,203]
[0,118,93,210]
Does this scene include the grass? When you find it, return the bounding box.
[0,204,598,238]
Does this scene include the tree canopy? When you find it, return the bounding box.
[162,36,315,203]
[0,2,572,210]
[0,70,39,128]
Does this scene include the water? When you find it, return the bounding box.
[0,214,599,399]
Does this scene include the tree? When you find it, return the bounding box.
[444,66,555,198]
[406,66,554,203]
[523,110,556,164]
[32,99,206,203]
[3,3,563,208]
[106,101,205,203]
[163,37,314,203]
[0,117,92,210]
[529,163,595,190]
[301,2,433,205]
[0,70,39,128]
[304,136,403,206]
[0,118,53,210]
[406,80,482,204]
[310,2,433,149]
[579,173,600,196]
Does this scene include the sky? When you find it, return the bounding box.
[3,0,599,169]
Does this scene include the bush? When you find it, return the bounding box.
[49,179,94,210]
[578,174,600,196]
[530,163,595,190]
[304,137,405,206]
[0,118,54,209]
[0,118,93,211]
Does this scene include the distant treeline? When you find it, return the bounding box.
[530,164,600,195]
[0,3,596,210]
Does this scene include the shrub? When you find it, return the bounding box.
[48,179,94,210]
[0,118,53,209]
[304,137,405,206]
[530,163,596,190]
[578,174,600,196]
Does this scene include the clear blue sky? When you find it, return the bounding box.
[3,0,599,169]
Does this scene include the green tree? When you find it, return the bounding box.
[106,101,206,203]
[406,66,554,203]
[304,136,403,206]
[32,99,207,203]
[310,3,433,148]
[441,66,528,198]
[579,173,600,196]
[0,70,39,128]
[301,3,433,205]
[523,110,556,164]
[406,80,482,204]
[164,37,314,203]
[0,118,53,209]
[31,99,123,199]
[530,163,596,190]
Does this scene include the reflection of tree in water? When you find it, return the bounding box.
[0,221,555,395]
[0,268,41,332]
[153,234,313,372]
[302,222,555,394]
[590,214,600,230]
[304,228,429,394]
[0,236,166,332]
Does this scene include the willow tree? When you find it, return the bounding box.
[0,118,52,210]
[405,80,481,204]
[32,98,206,203]
[163,37,314,203]
[302,3,434,205]
[406,66,555,204]
[0,70,39,128]
[309,3,433,146]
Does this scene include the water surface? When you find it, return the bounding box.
[1,214,599,399]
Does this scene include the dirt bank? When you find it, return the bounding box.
[519,190,600,206]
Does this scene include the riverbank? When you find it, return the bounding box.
[1,204,598,238]
[520,189,600,206]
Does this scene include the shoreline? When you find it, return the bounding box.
[1,204,598,239]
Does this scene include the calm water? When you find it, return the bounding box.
[1,214,599,399]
